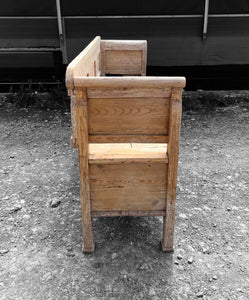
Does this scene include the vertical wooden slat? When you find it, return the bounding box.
[70,92,78,148]
[75,88,95,253]
[100,44,105,76]
[141,41,147,76]
[162,87,182,252]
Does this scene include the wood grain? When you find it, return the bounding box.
[89,134,168,143]
[66,36,100,91]
[75,88,95,253]
[105,50,142,75]
[88,143,168,164]
[70,93,78,148]
[90,163,167,211]
[101,40,147,51]
[88,97,170,136]
[74,76,186,88]
[92,210,166,217]
[162,87,182,252]
[101,39,147,76]
[87,87,171,98]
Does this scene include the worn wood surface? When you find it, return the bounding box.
[100,39,147,76]
[88,97,169,136]
[66,37,185,252]
[105,50,142,75]
[70,93,78,148]
[66,36,100,91]
[75,88,95,253]
[87,87,171,98]
[92,210,166,217]
[161,87,182,252]
[88,143,168,164]
[75,76,186,88]
[89,134,168,144]
[66,36,101,148]
[90,163,167,211]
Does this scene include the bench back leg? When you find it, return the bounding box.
[161,88,182,252]
[75,88,95,253]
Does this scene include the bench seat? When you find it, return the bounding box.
[88,143,168,164]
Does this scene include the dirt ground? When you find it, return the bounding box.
[0,90,249,300]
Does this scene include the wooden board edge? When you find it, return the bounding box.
[92,210,166,217]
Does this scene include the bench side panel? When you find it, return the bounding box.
[87,86,171,143]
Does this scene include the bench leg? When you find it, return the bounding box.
[75,89,95,253]
[82,217,95,253]
[161,88,182,252]
[80,176,95,253]
[161,214,175,252]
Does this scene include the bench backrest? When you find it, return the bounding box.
[100,40,147,76]
[66,37,147,91]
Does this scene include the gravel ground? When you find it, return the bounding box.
[0,91,249,300]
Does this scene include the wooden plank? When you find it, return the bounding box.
[88,97,170,135]
[74,76,186,88]
[101,40,147,51]
[101,40,147,76]
[141,42,147,76]
[87,87,171,98]
[88,143,168,164]
[70,93,78,148]
[66,36,100,91]
[162,87,182,252]
[92,210,166,217]
[105,50,142,74]
[75,88,95,253]
[90,163,167,211]
[89,134,168,143]
[100,44,106,76]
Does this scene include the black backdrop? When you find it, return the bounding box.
[0,1,249,16]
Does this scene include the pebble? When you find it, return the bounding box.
[0,249,9,255]
[179,213,188,220]
[111,253,118,259]
[212,275,217,280]
[149,287,156,296]
[177,254,183,260]
[188,257,194,264]
[227,207,231,211]
[174,260,179,265]
[196,291,204,298]
[66,246,73,252]
[10,204,22,213]
[50,199,61,208]
[139,263,149,270]
[23,214,31,220]
[202,246,210,254]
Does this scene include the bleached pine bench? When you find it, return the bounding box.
[66,36,186,253]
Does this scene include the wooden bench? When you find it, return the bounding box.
[66,36,186,253]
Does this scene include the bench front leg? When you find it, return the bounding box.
[162,87,182,252]
[75,88,95,253]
